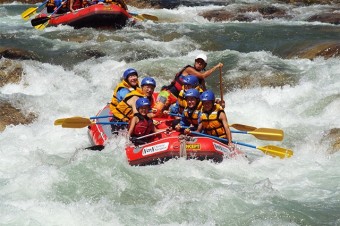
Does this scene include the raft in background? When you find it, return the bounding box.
[34,3,133,29]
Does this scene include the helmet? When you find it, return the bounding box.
[136,97,151,109]
[195,53,207,64]
[123,68,138,80]
[141,77,156,87]
[185,89,200,99]
[182,75,199,87]
[200,90,215,102]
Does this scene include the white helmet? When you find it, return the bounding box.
[195,53,208,64]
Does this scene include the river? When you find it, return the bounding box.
[0,1,339,225]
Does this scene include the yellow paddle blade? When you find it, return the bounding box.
[132,15,144,21]
[229,123,257,131]
[249,128,284,141]
[140,14,158,21]
[34,21,49,30]
[54,118,67,126]
[21,7,37,20]
[61,117,92,128]
[258,145,293,159]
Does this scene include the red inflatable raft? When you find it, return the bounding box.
[125,132,242,166]
[35,3,133,29]
[88,105,243,166]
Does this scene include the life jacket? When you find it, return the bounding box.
[177,90,186,114]
[200,104,227,138]
[162,65,189,97]
[183,107,201,128]
[97,0,127,9]
[111,88,145,122]
[130,113,153,137]
[163,65,206,97]
[110,80,138,110]
[82,0,90,7]
[149,92,157,109]
[177,86,203,114]
[70,0,84,10]
[46,0,68,12]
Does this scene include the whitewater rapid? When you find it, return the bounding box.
[1,2,340,225]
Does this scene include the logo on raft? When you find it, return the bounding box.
[142,142,169,156]
[213,142,231,154]
[185,144,200,150]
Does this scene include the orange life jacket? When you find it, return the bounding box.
[47,0,68,10]
[183,107,201,128]
[200,104,227,138]
[111,88,145,122]
[110,80,138,110]
[177,86,203,114]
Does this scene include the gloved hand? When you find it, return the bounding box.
[184,128,191,135]
[216,99,226,109]
[129,136,137,143]
[175,124,181,132]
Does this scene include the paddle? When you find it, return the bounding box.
[54,115,114,126]
[219,67,224,103]
[189,131,293,158]
[31,0,67,29]
[217,68,257,132]
[54,117,127,128]
[230,124,257,131]
[168,113,257,132]
[181,125,282,141]
[129,12,158,21]
[85,145,105,151]
[21,0,49,21]
[230,128,284,141]
[134,129,167,140]
[54,118,68,126]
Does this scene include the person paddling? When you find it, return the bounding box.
[111,77,156,123]
[46,0,69,14]
[175,88,202,133]
[196,90,234,148]
[69,0,81,12]
[109,68,139,113]
[166,75,202,116]
[154,54,223,117]
[95,0,128,10]
[127,98,157,145]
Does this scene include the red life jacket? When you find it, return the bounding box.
[71,0,83,10]
[131,113,153,137]
[163,65,205,97]
[162,65,190,97]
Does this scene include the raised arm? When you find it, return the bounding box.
[183,63,223,80]
[127,96,139,114]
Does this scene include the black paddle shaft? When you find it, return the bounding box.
[31,17,50,26]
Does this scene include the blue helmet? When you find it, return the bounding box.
[183,75,199,87]
[200,90,215,102]
[141,77,156,87]
[123,68,138,80]
[185,88,200,99]
[136,97,151,109]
